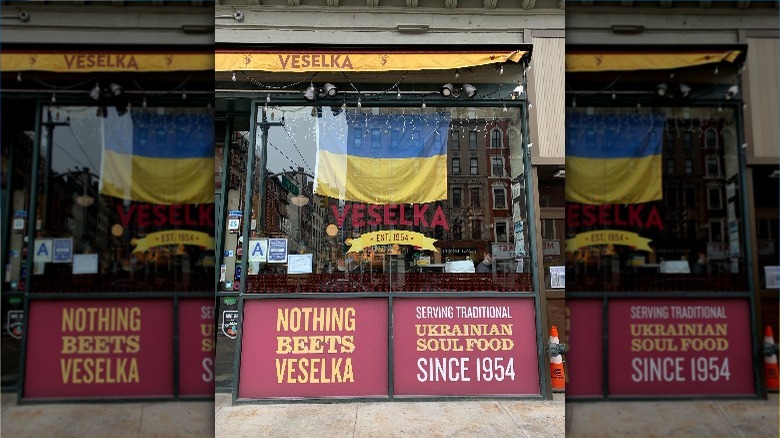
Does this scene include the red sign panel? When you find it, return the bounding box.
[393,298,539,396]
[239,299,388,398]
[24,299,174,399]
[609,298,754,396]
[178,299,215,396]
[565,299,604,397]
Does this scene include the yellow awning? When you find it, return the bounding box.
[566,50,742,72]
[215,50,527,72]
[1,52,213,72]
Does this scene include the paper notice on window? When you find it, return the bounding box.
[765,266,779,289]
[72,254,98,275]
[550,266,565,289]
[287,254,313,275]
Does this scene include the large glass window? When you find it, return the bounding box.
[566,107,747,292]
[222,104,531,298]
[23,106,215,294]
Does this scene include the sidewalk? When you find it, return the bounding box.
[566,394,779,438]
[1,393,214,438]
[214,393,565,438]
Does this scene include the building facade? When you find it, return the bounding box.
[214,0,565,400]
[564,1,778,399]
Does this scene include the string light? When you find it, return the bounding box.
[232,71,237,82]
[142,95,147,108]
[357,97,362,108]
[455,70,460,78]
[499,65,504,75]
[16,72,21,82]
[714,65,719,75]
[182,90,187,100]
[572,97,577,108]
[397,88,401,99]
[51,93,56,104]
[611,90,617,100]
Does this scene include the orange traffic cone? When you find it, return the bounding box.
[765,326,779,391]
[550,326,565,391]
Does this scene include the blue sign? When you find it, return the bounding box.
[52,238,73,263]
[268,238,288,264]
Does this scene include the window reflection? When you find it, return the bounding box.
[227,106,532,294]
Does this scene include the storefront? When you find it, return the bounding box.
[213,46,561,401]
[563,46,766,399]
[214,1,565,402]
[1,3,215,401]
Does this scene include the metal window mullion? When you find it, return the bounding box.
[232,101,259,405]
[17,100,43,403]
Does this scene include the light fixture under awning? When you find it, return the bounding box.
[566,50,741,72]
[1,52,213,72]
[215,49,527,73]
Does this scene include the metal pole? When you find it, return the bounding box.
[216,115,233,291]
[521,74,551,400]
[17,100,43,403]
[736,99,763,399]
[41,115,69,230]
[1,130,15,276]
[232,102,258,405]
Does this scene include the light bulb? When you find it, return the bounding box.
[499,65,504,74]
[357,98,362,108]
[421,101,426,109]
[16,72,21,82]
[232,72,237,82]
[142,95,147,108]
[182,90,187,100]
[397,89,401,99]
[51,93,56,104]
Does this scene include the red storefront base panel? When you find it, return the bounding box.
[238,298,389,399]
[565,299,604,398]
[24,299,174,399]
[393,297,540,396]
[608,298,755,396]
[178,298,216,396]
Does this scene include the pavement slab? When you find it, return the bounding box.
[215,393,565,438]
[1,393,214,438]
[566,395,779,438]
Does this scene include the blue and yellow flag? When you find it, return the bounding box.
[565,112,664,205]
[100,109,214,205]
[314,109,450,204]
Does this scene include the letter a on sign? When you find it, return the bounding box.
[248,239,268,263]
[33,239,53,263]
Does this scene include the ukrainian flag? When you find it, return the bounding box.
[565,112,664,205]
[314,108,450,204]
[100,109,214,205]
